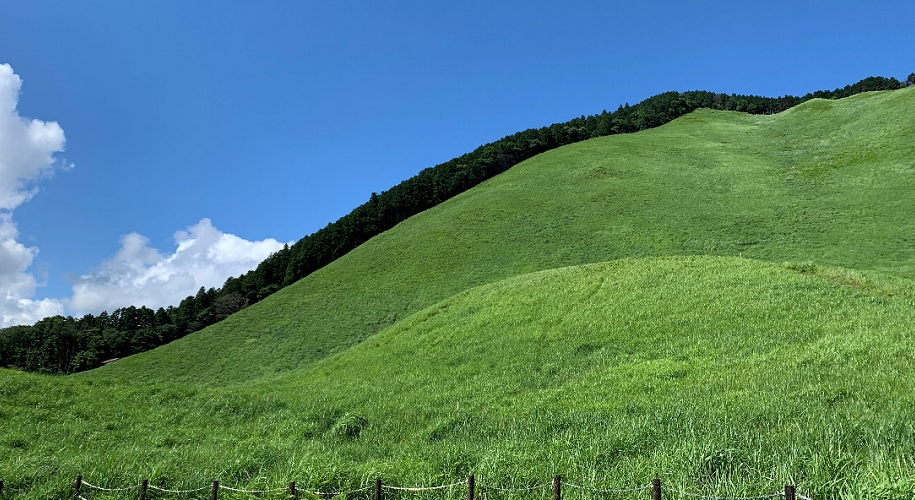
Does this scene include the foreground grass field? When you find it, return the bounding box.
[4,258,915,499]
[2,87,915,499]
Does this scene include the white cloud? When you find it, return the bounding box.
[67,218,289,315]
[0,63,288,327]
[0,63,68,327]
[0,213,66,327]
[0,63,69,211]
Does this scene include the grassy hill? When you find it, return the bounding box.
[2,86,915,499]
[94,86,915,386]
[4,257,915,498]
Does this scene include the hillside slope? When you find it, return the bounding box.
[92,87,915,385]
[4,257,915,499]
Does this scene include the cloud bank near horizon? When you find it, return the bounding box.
[67,218,289,316]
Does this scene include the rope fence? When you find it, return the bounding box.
[55,475,814,500]
[81,479,141,493]
[660,486,783,499]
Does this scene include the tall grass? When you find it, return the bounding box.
[4,258,915,498]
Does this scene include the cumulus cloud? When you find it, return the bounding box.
[0,63,288,327]
[68,218,289,315]
[0,212,66,326]
[0,63,69,211]
[0,63,68,327]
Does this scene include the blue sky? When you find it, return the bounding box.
[0,1,912,326]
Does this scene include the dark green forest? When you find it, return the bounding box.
[1,75,910,374]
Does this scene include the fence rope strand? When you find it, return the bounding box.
[298,485,375,496]
[80,479,140,492]
[562,482,653,494]
[664,486,784,500]
[147,484,211,494]
[383,481,465,492]
[796,494,815,500]
[478,482,553,492]
[219,484,288,494]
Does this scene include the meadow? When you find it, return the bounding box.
[94,86,915,386]
[2,87,915,499]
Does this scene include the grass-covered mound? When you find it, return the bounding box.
[3,257,915,499]
[5,86,915,498]
[94,87,915,386]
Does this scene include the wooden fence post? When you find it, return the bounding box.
[652,478,661,500]
[467,475,475,500]
[288,481,297,499]
[785,484,795,500]
[552,475,561,500]
[375,479,382,500]
[74,475,83,499]
[140,479,148,500]
[211,480,219,500]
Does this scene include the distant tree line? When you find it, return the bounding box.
[0,75,908,374]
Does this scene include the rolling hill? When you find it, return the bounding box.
[2,85,915,499]
[4,257,915,499]
[93,86,915,386]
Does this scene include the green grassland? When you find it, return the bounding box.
[95,86,915,386]
[4,259,915,499]
[2,87,915,499]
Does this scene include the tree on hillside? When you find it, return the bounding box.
[212,292,249,321]
[908,73,915,86]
